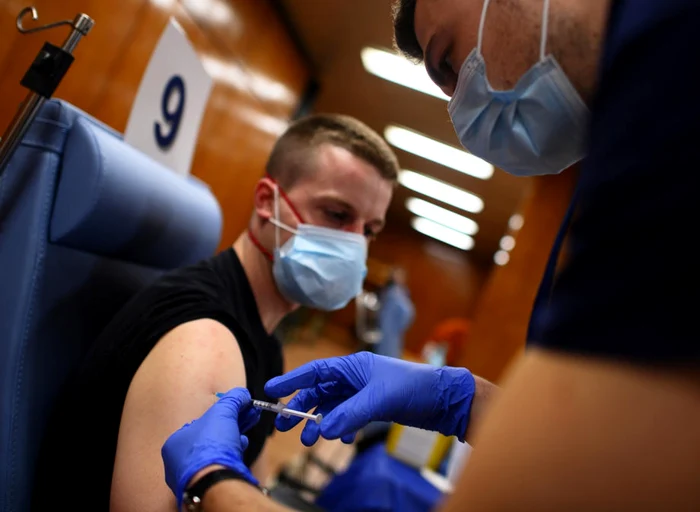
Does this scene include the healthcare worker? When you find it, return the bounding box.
[375,267,415,359]
[162,0,700,509]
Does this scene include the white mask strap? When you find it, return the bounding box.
[540,0,551,61]
[476,0,491,56]
[271,185,298,245]
[270,218,299,236]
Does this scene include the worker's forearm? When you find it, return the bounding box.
[465,376,499,442]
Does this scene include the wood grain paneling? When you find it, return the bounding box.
[457,171,578,382]
[0,0,310,249]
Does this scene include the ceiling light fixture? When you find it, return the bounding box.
[499,235,516,252]
[494,250,510,266]
[398,170,484,214]
[406,197,479,236]
[411,217,475,251]
[385,125,494,180]
[360,47,449,101]
[508,214,524,231]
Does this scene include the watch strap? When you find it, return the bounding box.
[183,468,263,511]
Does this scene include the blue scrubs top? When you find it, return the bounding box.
[377,283,415,359]
[528,0,699,363]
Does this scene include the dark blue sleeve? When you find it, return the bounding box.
[534,0,700,363]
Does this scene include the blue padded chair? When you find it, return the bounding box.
[0,99,222,511]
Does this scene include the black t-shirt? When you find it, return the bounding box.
[529,0,699,363]
[32,248,283,510]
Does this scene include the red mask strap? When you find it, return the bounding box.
[266,174,305,224]
[247,230,273,262]
[249,176,305,262]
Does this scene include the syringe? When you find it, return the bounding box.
[252,399,323,425]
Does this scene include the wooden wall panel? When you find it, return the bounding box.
[185,0,307,118]
[0,0,310,248]
[457,171,577,382]
[330,222,488,354]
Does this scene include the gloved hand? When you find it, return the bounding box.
[264,352,475,446]
[161,387,261,508]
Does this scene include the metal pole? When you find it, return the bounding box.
[0,11,94,174]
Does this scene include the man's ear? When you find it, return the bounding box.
[253,177,276,221]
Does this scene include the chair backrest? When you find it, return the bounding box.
[0,99,222,511]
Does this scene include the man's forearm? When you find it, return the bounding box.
[186,465,292,512]
[201,480,292,512]
[465,375,499,442]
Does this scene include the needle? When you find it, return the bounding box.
[251,399,323,424]
[214,393,323,424]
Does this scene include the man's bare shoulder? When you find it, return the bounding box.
[110,319,247,512]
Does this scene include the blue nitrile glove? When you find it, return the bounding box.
[161,388,261,508]
[264,352,475,447]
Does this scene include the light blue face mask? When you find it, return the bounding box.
[447,0,590,177]
[270,186,368,311]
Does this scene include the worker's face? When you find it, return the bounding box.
[413,0,610,103]
[254,144,394,251]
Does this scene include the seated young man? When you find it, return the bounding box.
[33,114,398,511]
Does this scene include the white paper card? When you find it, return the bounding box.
[391,426,439,468]
[446,441,472,485]
[124,19,213,177]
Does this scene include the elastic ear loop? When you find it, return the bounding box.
[540,0,551,61]
[266,174,305,224]
[269,184,299,247]
[476,0,491,57]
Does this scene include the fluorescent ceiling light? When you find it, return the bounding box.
[406,197,479,236]
[182,0,235,25]
[508,214,524,231]
[360,47,449,101]
[494,250,510,266]
[398,170,484,214]
[385,125,494,180]
[411,217,475,251]
[499,235,516,251]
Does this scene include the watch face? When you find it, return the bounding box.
[183,493,201,511]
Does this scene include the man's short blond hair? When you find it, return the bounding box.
[266,114,399,187]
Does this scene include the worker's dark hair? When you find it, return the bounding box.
[392,0,424,62]
[266,114,399,188]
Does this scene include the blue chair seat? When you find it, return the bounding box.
[0,99,222,511]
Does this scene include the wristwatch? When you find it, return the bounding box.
[182,468,266,511]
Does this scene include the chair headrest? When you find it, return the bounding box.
[50,115,222,269]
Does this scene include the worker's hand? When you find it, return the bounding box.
[265,352,475,446]
[161,387,261,508]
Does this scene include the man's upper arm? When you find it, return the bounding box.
[441,350,700,511]
[110,319,247,512]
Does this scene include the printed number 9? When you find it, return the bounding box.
[154,75,186,150]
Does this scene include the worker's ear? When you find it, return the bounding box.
[253,177,276,222]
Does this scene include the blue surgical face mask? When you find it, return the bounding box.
[269,185,368,311]
[447,0,589,177]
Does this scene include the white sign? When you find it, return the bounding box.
[124,19,213,177]
[446,441,472,485]
[391,426,440,468]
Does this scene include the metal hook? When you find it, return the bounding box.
[16,6,76,35]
